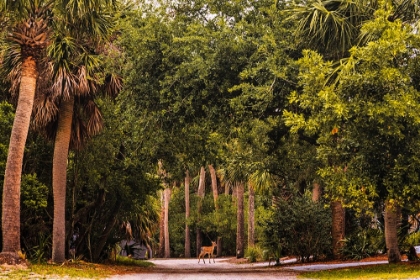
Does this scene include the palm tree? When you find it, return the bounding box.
[289,0,376,59]
[0,0,51,261]
[248,169,274,247]
[32,0,120,263]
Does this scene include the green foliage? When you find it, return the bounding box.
[261,190,332,262]
[21,174,48,211]
[0,101,14,181]
[403,232,420,261]
[245,245,262,263]
[26,233,51,264]
[341,228,385,260]
[284,6,420,215]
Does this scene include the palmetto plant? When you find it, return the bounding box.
[289,0,420,59]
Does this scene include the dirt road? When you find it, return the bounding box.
[104,257,389,280]
[105,258,298,279]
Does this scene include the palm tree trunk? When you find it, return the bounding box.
[209,164,221,256]
[385,200,401,263]
[196,166,205,256]
[52,96,74,263]
[1,57,37,256]
[236,182,245,258]
[248,184,255,247]
[164,187,171,258]
[184,171,191,258]
[331,200,345,259]
[209,164,218,207]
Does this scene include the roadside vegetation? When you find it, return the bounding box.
[300,263,420,280]
[0,257,154,279]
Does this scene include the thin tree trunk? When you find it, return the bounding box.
[385,200,401,263]
[184,170,191,258]
[331,200,345,259]
[236,182,245,258]
[217,237,222,257]
[209,164,220,256]
[52,96,74,263]
[2,57,37,257]
[209,164,219,207]
[164,187,171,258]
[93,197,122,261]
[225,182,230,195]
[312,182,321,202]
[196,166,205,256]
[158,190,165,258]
[248,184,255,247]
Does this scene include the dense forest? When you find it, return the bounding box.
[1,0,420,266]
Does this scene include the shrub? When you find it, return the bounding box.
[260,190,332,263]
[245,246,262,263]
[341,228,384,260]
[403,232,420,261]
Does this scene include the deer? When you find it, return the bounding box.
[198,241,217,264]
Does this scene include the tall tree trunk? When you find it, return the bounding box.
[312,182,321,202]
[209,164,220,256]
[208,164,219,207]
[164,187,171,258]
[248,184,255,247]
[331,200,345,259]
[196,166,205,255]
[158,190,165,258]
[52,96,75,263]
[184,171,191,258]
[236,182,245,258]
[385,200,401,263]
[2,57,37,257]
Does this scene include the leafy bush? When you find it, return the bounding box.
[403,232,420,261]
[245,245,262,263]
[260,190,332,263]
[341,228,384,260]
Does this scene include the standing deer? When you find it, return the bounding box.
[198,241,217,263]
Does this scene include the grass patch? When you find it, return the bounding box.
[0,258,154,279]
[299,262,420,279]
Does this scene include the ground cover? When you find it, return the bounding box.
[299,262,420,279]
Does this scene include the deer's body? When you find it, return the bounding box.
[198,241,217,263]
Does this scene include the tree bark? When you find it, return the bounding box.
[158,190,165,258]
[2,57,37,256]
[164,187,171,258]
[196,166,205,256]
[331,200,345,259]
[384,200,401,263]
[209,164,221,256]
[208,164,219,207]
[248,184,255,247]
[312,182,321,202]
[236,182,245,258]
[184,171,191,258]
[52,96,75,263]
